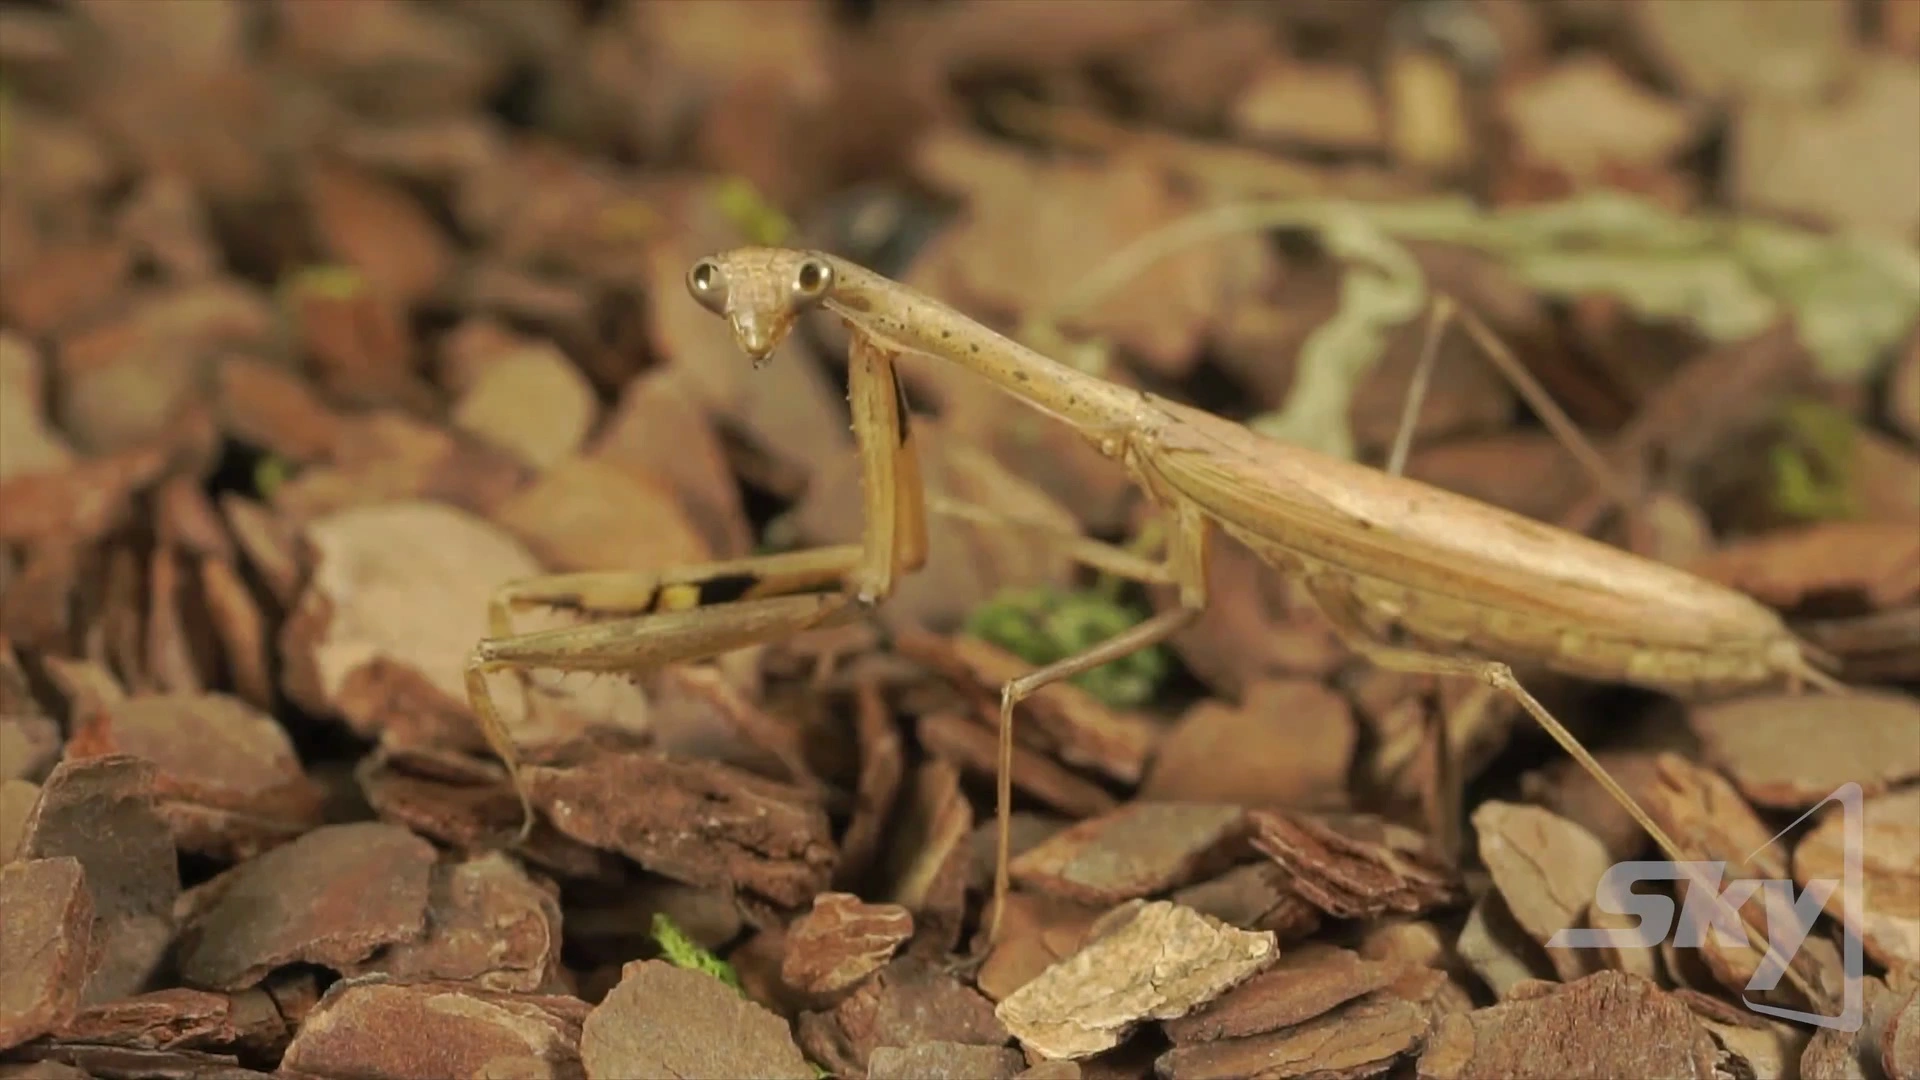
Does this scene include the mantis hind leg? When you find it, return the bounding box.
[1299,573,1834,1013]
[977,501,1212,953]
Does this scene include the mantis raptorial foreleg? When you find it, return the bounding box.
[467,331,927,838]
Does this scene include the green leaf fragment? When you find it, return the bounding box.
[252,454,293,500]
[965,586,1169,708]
[713,176,793,247]
[1767,397,1860,521]
[649,913,742,993]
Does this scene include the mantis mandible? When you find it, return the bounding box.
[464,246,1844,998]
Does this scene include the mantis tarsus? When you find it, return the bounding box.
[464,245,1846,1006]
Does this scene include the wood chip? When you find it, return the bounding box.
[1417,971,1718,1079]
[523,742,836,910]
[1471,801,1612,982]
[780,892,914,996]
[1010,802,1248,906]
[995,900,1278,1060]
[279,981,587,1080]
[1163,943,1401,1045]
[1249,811,1464,920]
[174,822,435,991]
[580,960,814,1080]
[1689,690,1920,808]
[0,858,97,1052]
[1141,679,1354,811]
[1156,990,1427,1080]
[1795,786,1920,970]
[19,755,180,1004]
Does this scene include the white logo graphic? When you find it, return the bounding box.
[1546,782,1864,1032]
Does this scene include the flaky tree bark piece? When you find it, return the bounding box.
[1249,811,1463,920]
[522,741,836,909]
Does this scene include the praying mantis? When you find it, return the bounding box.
[463,244,1846,1003]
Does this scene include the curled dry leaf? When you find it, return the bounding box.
[1249,811,1465,920]
[995,900,1278,1061]
[1795,786,1920,970]
[1689,690,1920,808]
[1009,802,1248,907]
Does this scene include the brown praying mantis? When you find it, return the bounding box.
[464,245,1846,1001]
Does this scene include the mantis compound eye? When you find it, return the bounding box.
[791,258,833,303]
[686,258,728,314]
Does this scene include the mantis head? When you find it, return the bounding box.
[685,249,836,367]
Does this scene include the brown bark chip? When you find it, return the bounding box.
[176,821,436,991]
[1141,679,1355,811]
[48,986,288,1058]
[868,1041,1028,1080]
[798,954,1009,1076]
[19,755,179,1004]
[1796,785,1920,970]
[523,744,836,909]
[1688,690,1920,808]
[347,852,565,993]
[1417,971,1719,1080]
[579,960,813,1080]
[1155,990,1429,1080]
[995,900,1278,1061]
[0,858,97,1052]
[1171,862,1322,942]
[1471,801,1613,982]
[64,692,325,858]
[1162,944,1401,1045]
[1009,802,1248,906]
[780,892,914,996]
[1249,811,1464,920]
[280,980,589,1080]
